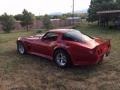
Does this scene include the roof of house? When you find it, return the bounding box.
[67,17,80,20]
[50,19,61,21]
[97,10,120,14]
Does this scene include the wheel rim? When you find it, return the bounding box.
[56,52,67,66]
[18,44,24,54]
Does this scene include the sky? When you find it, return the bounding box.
[0,0,91,15]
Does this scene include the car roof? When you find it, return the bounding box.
[49,29,75,34]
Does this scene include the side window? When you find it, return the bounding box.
[43,32,58,41]
[62,34,74,41]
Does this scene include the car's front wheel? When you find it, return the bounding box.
[54,50,70,68]
[17,42,26,55]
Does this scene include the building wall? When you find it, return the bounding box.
[51,17,80,28]
[32,20,43,29]
[14,22,23,30]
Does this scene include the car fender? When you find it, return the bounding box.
[53,45,72,62]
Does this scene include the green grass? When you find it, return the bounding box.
[0,26,120,90]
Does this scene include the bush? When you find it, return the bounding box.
[0,13,15,33]
[36,29,48,33]
[36,29,43,33]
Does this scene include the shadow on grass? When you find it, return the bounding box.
[16,52,107,73]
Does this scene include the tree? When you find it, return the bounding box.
[88,0,119,22]
[21,9,35,31]
[0,13,15,33]
[14,14,23,21]
[36,15,44,20]
[116,0,120,9]
[42,15,53,29]
[59,14,67,20]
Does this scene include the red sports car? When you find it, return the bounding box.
[17,29,111,68]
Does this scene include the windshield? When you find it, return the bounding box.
[62,30,93,43]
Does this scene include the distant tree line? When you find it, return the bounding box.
[0,9,83,33]
[0,9,36,33]
[0,9,53,33]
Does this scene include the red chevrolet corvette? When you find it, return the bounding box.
[17,29,111,68]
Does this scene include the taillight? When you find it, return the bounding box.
[89,50,94,54]
[96,48,102,55]
[100,49,102,54]
[97,50,100,55]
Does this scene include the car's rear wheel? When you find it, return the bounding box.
[54,50,70,68]
[17,42,26,55]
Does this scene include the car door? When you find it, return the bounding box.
[36,32,58,57]
[25,37,42,53]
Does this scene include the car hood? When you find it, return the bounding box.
[21,34,44,41]
[26,36,41,40]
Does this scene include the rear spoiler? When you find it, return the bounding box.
[94,39,111,55]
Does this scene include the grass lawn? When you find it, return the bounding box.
[0,25,120,90]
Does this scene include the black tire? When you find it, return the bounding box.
[54,49,71,68]
[17,42,26,55]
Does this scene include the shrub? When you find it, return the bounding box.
[0,13,15,33]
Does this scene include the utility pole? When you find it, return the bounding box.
[72,0,75,25]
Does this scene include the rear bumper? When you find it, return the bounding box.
[72,51,110,66]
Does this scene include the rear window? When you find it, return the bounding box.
[62,30,93,43]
